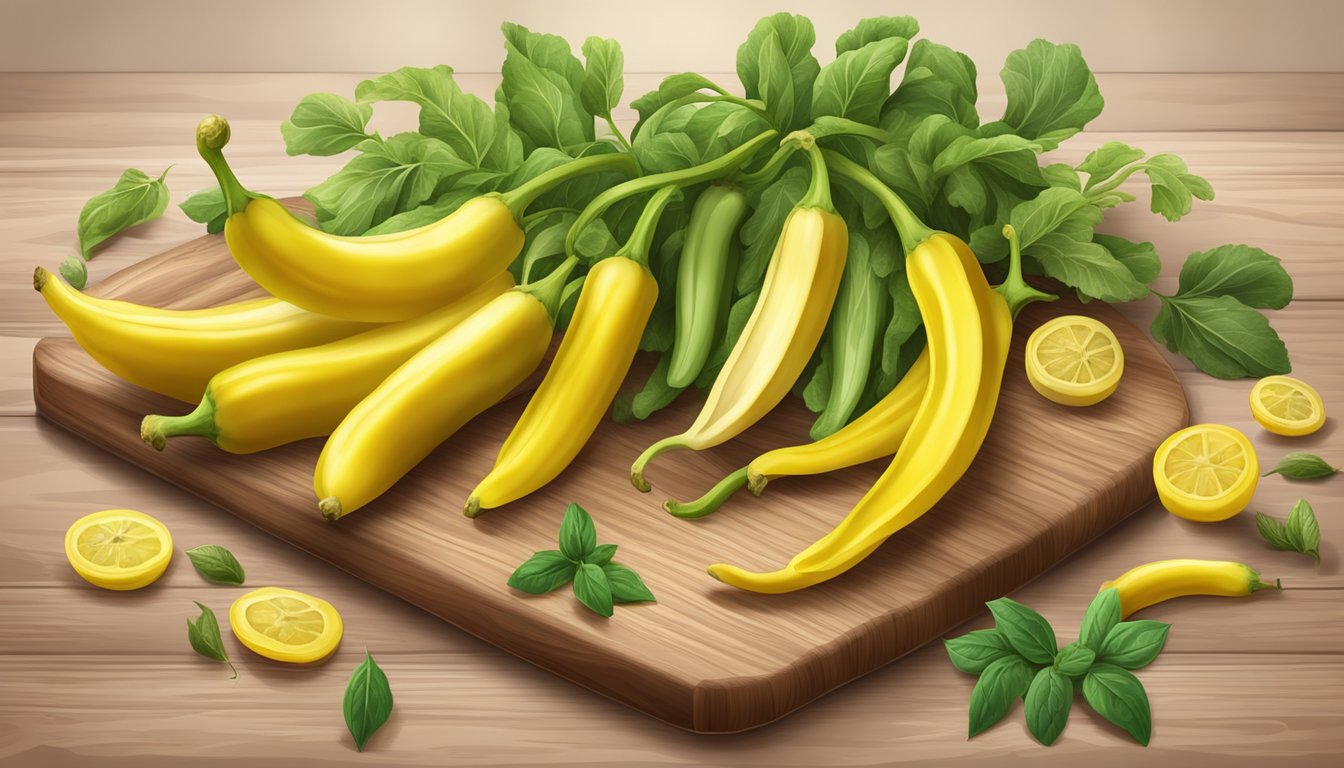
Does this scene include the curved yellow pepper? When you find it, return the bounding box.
[1101,559,1281,618]
[33,266,373,402]
[140,272,513,454]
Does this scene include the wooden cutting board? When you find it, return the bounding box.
[32,221,1188,734]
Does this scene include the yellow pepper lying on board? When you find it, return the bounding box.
[1102,559,1282,618]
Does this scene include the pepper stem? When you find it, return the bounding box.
[663,467,749,519]
[517,255,579,322]
[1248,571,1284,593]
[499,153,639,223]
[629,435,689,492]
[733,142,797,187]
[616,185,680,268]
[996,224,1058,318]
[195,115,254,217]
[140,392,221,450]
[790,133,835,213]
[822,149,935,255]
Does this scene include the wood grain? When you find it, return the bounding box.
[30,227,1189,732]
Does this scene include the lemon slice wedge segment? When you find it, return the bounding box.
[1025,315,1124,406]
[229,587,343,664]
[64,509,173,590]
[1153,424,1259,522]
[1250,375,1325,436]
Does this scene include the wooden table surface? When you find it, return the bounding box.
[1,72,1341,767]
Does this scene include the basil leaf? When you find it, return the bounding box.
[77,167,171,258]
[736,13,820,132]
[1027,204,1150,302]
[580,36,624,120]
[737,166,808,293]
[1285,498,1322,563]
[994,39,1103,151]
[59,255,88,291]
[184,544,246,585]
[186,601,236,679]
[280,92,372,157]
[1094,234,1161,285]
[1255,511,1295,551]
[987,597,1057,664]
[1077,141,1145,190]
[1053,642,1096,678]
[343,651,394,752]
[179,186,229,234]
[1097,620,1170,670]
[499,22,593,152]
[304,133,471,235]
[944,628,1017,675]
[603,563,656,604]
[508,550,578,594]
[572,562,614,617]
[811,37,906,126]
[557,503,597,561]
[967,655,1033,738]
[1142,153,1214,222]
[1078,588,1121,653]
[1265,452,1339,480]
[1175,244,1292,309]
[1083,663,1152,746]
[356,66,505,172]
[1150,294,1290,379]
[880,41,979,143]
[1025,667,1073,745]
[835,16,919,55]
[588,543,618,567]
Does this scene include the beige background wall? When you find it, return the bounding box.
[3,0,1344,73]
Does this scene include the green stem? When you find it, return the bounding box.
[995,225,1057,318]
[1084,162,1147,201]
[805,117,893,144]
[516,255,579,321]
[603,114,633,153]
[140,393,221,450]
[617,185,680,268]
[822,149,934,254]
[195,115,254,216]
[732,142,797,187]
[793,135,834,212]
[1248,570,1284,593]
[565,129,777,258]
[522,206,579,227]
[499,153,639,223]
[663,467,748,519]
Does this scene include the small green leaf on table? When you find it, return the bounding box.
[344,651,394,752]
[1078,588,1121,652]
[1265,452,1338,480]
[558,502,597,561]
[184,544,246,585]
[1083,663,1152,746]
[507,550,578,594]
[945,628,1017,675]
[1025,667,1073,745]
[1096,620,1170,670]
[987,597,1058,664]
[573,562,614,617]
[1256,498,1321,563]
[78,167,171,258]
[968,655,1033,738]
[186,601,236,679]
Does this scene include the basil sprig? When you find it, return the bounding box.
[947,589,1168,746]
[1256,498,1322,563]
[508,503,656,617]
[186,601,237,679]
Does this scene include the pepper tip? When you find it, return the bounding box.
[139,416,166,451]
[32,267,48,292]
[463,495,482,519]
[196,114,231,151]
[318,497,343,521]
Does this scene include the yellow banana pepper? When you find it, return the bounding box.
[1101,559,1282,618]
[196,115,634,322]
[631,135,848,491]
[33,266,373,402]
[314,261,573,520]
[140,272,513,454]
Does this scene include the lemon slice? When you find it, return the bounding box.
[1250,375,1325,436]
[1025,315,1124,406]
[64,509,173,590]
[1153,424,1259,522]
[229,587,343,664]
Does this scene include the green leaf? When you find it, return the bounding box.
[1082,663,1151,745]
[1175,244,1292,309]
[59,255,88,290]
[880,268,922,379]
[1008,187,1090,249]
[507,550,578,594]
[1042,162,1082,190]
[280,92,372,157]
[186,601,236,679]
[937,134,1046,231]
[1094,234,1161,285]
[179,186,228,234]
[811,37,907,126]
[1078,588,1121,653]
[1025,667,1073,745]
[557,503,597,561]
[1142,153,1214,221]
[1255,511,1294,551]
[737,167,808,293]
[996,39,1103,151]
[1265,452,1339,480]
[77,167,171,258]
[573,562,614,617]
[603,563,656,604]
[736,13,820,131]
[588,543,618,567]
[1078,141,1145,189]
[184,544,245,585]
[987,597,1057,664]
[1053,642,1096,678]
[1096,620,1170,670]
[944,628,1018,675]
[631,355,684,420]
[967,655,1033,738]
[629,72,731,132]
[304,133,471,235]
[872,144,935,221]
[835,16,919,55]
[880,41,979,142]
[343,651,393,752]
[1027,204,1150,302]
[1285,498,1322,563]
[499,22,593,152]
[1150,294,1290,379]
[362,186,477,236]
[580,36,624,119]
